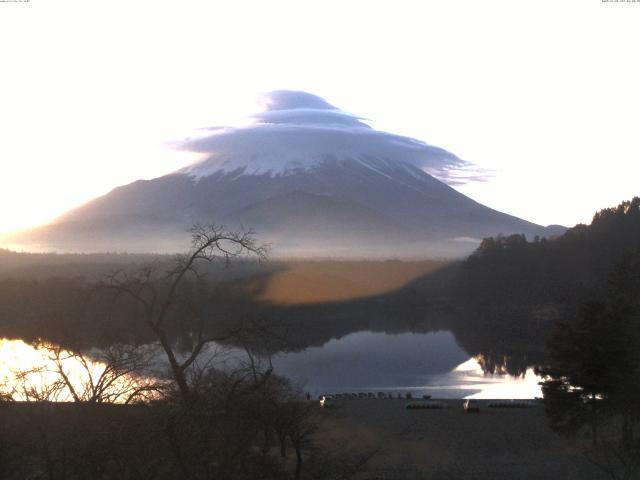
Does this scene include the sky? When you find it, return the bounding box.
[0,0,639,233]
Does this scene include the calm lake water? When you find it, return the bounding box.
[0,331,542,400]
[271,331,542,399]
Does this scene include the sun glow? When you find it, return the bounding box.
[0,338,158,403]
[1,1,639,235]
[0,146,199,235]
[454,358,543,399]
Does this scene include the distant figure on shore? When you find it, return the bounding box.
[306,392,311,401]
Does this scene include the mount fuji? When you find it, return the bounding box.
[3,91,563,257]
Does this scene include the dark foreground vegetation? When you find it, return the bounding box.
[0,225,378,479]
[459,198,640,479]
[0,198,639,479]
[0,375,380,480]
[0,397,612,480]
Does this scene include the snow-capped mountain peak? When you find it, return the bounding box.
[177,91,469,181]
[2,91,562,257]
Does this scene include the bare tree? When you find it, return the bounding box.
[35,340,163,404]
[288,403,318,480]
[5,365,67,403]
[0,341,162,404]
[104,223,267,401]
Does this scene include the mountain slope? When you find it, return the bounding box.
[1,91,562,257]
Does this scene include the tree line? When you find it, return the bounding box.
[456,198,640,478]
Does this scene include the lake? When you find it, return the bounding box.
[0,331,542,400]
[272,330,542,398]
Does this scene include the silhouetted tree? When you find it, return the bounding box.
[538,250,640,479]
[104,223,267,401]
[37,340,162,403]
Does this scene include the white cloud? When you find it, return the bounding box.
[176,90,484,182]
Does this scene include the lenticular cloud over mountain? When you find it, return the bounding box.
[0,91,563,257]
[178,90,474,183]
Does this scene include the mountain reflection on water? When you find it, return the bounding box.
[0,331,542,400]
[272,331,542,399]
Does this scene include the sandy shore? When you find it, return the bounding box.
[313,398,604,479]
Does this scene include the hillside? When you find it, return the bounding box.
[449,197,640,374]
